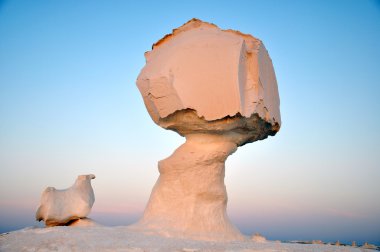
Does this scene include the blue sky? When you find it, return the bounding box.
[1,0,379,245]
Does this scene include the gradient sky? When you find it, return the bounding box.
[1,0,379,245]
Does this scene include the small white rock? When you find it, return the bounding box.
[35,174,96,226]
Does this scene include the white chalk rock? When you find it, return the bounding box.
[133,19,281,241]
[36,174,96,227]
[131,134,243,241]
[137,18,280,127]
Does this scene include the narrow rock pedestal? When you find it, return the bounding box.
[131,133,244,241]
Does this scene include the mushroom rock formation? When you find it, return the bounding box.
[36,174,96,227]
[134,18,280,241]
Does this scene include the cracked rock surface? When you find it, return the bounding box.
[137,18,280,128]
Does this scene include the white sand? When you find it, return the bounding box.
[0,226,376,252]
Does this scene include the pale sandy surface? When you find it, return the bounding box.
[0,226,376,252]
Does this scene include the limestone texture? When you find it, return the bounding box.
[134,18,281,241]
[36,174,96,227]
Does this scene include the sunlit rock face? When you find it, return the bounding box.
[134,18,280,241]
[36,174,96,227]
